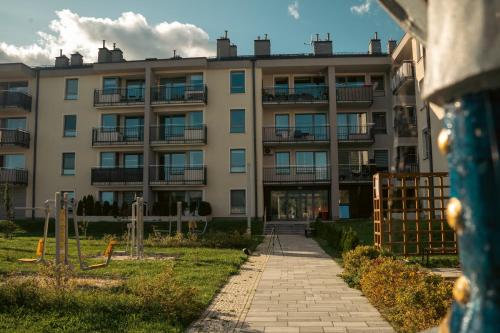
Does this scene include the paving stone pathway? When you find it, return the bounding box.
[188,235,394,333]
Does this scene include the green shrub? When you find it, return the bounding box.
[111,201,120,217]
[102,201,111,216]
[198,201,212,216]
[0,220,17,238]
[94,201,102,216]
[339,227,359,252]
[341,246,381,288]
[311,222,360,254]
[360,257,452,332]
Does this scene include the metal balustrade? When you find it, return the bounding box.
[0,91,32,111]
[263,166,331,184]
[392,61,415,93]
[262,86,328,104]
[91,167,143,185]
[336,85,373,104]
[151,85,207,104]
[339,164,377,182]
[0,129,30,147]
[337,125,374,142]
[150,125,207,144]
[149,166,207,185]
[262,126,330,144]
[93,87,145,106]
[0,168,28,185]
[92,126,144,146]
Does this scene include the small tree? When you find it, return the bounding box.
[111,201,119,217]
[76,198,84,216]
[120,202,130,217]
[102,201,111,216]
[94,201,102,216]
[2,183,13,220]
[85,195,95,216]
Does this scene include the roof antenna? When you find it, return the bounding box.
[264,33,268,40]
[102,40,106,48]
[173,49,176,57]
[224,30,228,39]
[327,33,331,41]
[59,49,63,56]
[113,43,116,50]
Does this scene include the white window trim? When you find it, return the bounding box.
[229,148,246,173]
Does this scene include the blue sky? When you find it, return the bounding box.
[0,0,403,65]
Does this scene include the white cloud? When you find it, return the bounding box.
[351,0,373,15]
[288,1,300,20]
[0,9,215,66]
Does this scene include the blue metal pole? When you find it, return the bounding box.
[440,89,500,333]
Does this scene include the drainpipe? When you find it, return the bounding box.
[251,59,258,220]
[31,69,40,219]
[425,102,434,173]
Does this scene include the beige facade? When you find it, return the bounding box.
[0,34,399,220]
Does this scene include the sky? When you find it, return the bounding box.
[0,0,403,66]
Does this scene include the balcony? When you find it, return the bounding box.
[262,126,330,145]
[151,85,207,105]
[0,129,30,148]
[150,125,207,145]
[0,91,32,111]
[93,88,145,107]
[263,166,331,185]
[339,164,377,183]
[91,167,143,185]
[0,168,28,185]
[92,126,144,146]
[149,166,207,186]
[337,125,374,143]
[262,86,328,105]
[336,85,373,106]
[392,61,415,94]
[394,122,418,137]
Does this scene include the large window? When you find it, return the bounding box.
[295,113,327,139]
[230,189,246,214]
[337,113,368,138]
[189,74,204,90]
[230,149,246,173]
[230,109,245,133]
[275,152,290,174]
[103,77,120,94]
[63,115,77,137]
[62,153,75,175]
[5,118,26,130]
[65,78,78,100]
[102,114,118,129]
[100,191,115,204]
[124,153,143,168]
[230,71,245,93]
[100,152,116,168]
[2,154,25,169]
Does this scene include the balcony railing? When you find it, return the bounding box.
[0,91,32,111]
[93,88,145,107]
[392,61,415,93]
[150,125,207,144]
[0,168,28,185]
[151,85,207,104]
[336,85,373,105]
[92,126,144,146]
[262,86,328,104]
[0,129,30,148]
[263,126,330,144]
[91,167,143,185]
[263,166,331,184]
[396,159,419,173]
[337,125,374,142]
[339,164,377,182]
[149,166,207,185]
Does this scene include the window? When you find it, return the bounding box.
[61,191,75,203]
[274,77,289,94]
[371,75,385,93]
[188,111,203,128]
[62,153,75,175]
[100,152,116,168]
[230,149,246,173]
[100,191,115,204]
[103,78,120,94]
[335,76,365,87]
[124,153,143,168]
[63,115,77,137]
[295,113,327,139]
[337,113,368,138]
[230,109,245,133]
[2,154,25,169]
[275,152,290,174]
[374,150,389,171]
[422,128,431,160]
[296,151,328,174]
[373,113,387,134]
[65,78,78,100]
[5,118,26,130]
[189,74,204,90]
[230,189,246,214]
[230,71,245,93]
[102,114,118,129]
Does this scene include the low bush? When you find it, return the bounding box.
[341,245,381,288]
[311,221,360,254]
[147,230,258,250]
[360,257,452,332]
[0,220,17,238]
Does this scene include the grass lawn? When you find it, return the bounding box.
[0,231,255,332]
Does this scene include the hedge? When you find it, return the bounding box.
[310,221,359,253]
[340,246,452,332]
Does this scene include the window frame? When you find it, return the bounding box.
[372,112,387,134]
[230,109,245,133]
[62,152,76,176]
[230,148,246,173]
[63,114,77,137]
[230,71,245,94]
[64,78,79,100]
[230,189,246,215]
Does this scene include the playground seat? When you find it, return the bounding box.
[17,258,40,263]
[17,239,44,263]
[86,263,108,270]
[103,240,117,257]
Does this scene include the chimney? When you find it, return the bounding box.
[55,50,69,68]
[313,33,333,56]
[369,32,382,54]
[111,43,124,62]
[70,52,83,66]
[229,44,237,57]
[254,34,271,56]
[387,39,397,55]
[216,30,231,58]
[98,40,112,63]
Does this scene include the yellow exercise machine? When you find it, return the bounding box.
[18,192,116,270]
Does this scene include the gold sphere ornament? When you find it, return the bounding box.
[447,197,463,232]
[438,129,452,154]
[453,275,471,305]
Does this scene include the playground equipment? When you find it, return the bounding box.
[17,192,116,270]
[126,196,146,259]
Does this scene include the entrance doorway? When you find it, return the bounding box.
[269,189,329,221]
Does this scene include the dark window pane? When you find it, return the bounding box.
[230,190,246,214]
[230,109,245,133]
[230,149,246,173]
[62,153,75,175]
[65,79,78,100]
[230,71,245,93]
[64,115,77,137]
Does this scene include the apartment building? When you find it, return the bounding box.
[0,33,396,220]
[390,33,448,174]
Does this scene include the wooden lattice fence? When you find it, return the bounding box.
[373,172,457,256]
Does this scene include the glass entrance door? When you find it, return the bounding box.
[270,189,328,221]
